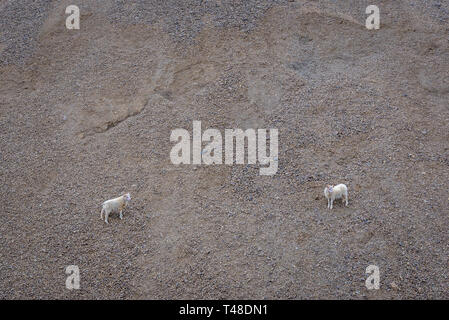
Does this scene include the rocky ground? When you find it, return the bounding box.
[0,0,448,299]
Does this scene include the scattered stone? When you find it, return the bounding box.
[390,282,400,290]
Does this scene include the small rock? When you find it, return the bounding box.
[390,282,400,290]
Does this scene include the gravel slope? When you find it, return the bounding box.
[0,0,448,299]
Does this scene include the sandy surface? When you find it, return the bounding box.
[0,0,448,299]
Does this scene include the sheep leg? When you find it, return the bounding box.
[119,211,123,220]
[343,192,348,206]
[105,211,109,224]
[327,199,330,209]
[330,198,333,209]
[101,208,104,220]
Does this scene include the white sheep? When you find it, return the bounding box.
[324,184,348,209]
[100,193,131,224]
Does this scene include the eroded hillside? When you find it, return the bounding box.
[0,0,448,299]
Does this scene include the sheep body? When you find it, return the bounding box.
[100,193,131,224]
[324,184,348,209]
